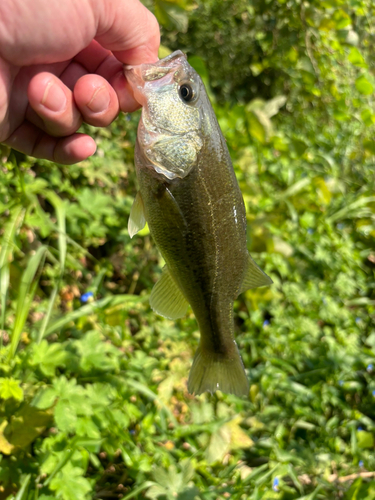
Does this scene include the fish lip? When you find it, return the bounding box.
[151,50,186,67]
[124,50,186,73]
[124,65,143,88]
[123,50,187,85]
[124,51,187,106]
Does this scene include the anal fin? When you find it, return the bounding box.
[150,266,189,320]
[239,253,273,295]
[128,191,146,238]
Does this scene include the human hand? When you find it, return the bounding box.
[0,0,159,164]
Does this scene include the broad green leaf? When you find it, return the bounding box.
[360,109,375,126]
[49,464,92,500]
[0,421,14,455]
[5,405,53,448]
[355,75,373,95]
[74,330,119,372]
[224,416,254,450]
[363,140,375,154]
[314,177,332,205]
[247,111,267,143]
[29,340,68,377]
[348,47,367,67]
[54,400,78,433]
[357,430,374,449]
[0,378,23,401]
[206,425,231,463]
[154,0,189,32]
[291,139,308,157]
[333,8,351,29]
[263,96,287,118]
[158,45,173,59]
[32,387,57,410]
[345,478,375,500]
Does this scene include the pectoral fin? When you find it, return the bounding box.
[150,266,189,320]
[238,254,273,295]
[128,191,146,238]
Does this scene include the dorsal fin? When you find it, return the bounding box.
[238,254,273,295]
[128,191,146,238]
[150,266,189,320]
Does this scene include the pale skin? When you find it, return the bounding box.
[0,0,160,164]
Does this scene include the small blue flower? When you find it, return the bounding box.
[355,317,361,324]
[263,320,270,327]
[129,429,135,435]
[339,380,344,386]
[367,364,374,373]
[337,223,344,230]
[307,228,314,235]
[359,460,364,467]
[372,390,375,397]
[272,477,279,492]
[80,291,94,303]
[358,426,363,431]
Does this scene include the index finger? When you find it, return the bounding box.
[73,41,141,113]
[74,40,114,74]
[91,0,160,65]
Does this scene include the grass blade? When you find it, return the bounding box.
[0,265,9,337]
[14,474,31,500]
[327,195,375,223]
[0,207,24,334]
[278,178,311,199]
[121,483,152,500]
[44,294,146,337]
[126,379,178,427]
[295,485,323,500]
[45,191,67,272]
[37,193,67,344]
[37,286,59,344]
[9,245,47,360]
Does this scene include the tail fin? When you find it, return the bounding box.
[187,344,249,397]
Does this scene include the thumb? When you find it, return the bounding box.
[92,0,160,65]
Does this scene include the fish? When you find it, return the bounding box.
[124,50,272,396]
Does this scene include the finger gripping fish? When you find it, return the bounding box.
[125,51,272,396]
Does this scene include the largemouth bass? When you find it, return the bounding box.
[125,51,272,396]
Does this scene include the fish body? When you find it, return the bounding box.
[125,51,272,396]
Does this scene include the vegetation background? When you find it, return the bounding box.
[0,0,374,498]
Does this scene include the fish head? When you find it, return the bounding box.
[125,51,212,180]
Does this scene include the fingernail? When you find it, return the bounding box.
[41,82,67,112]
[87,86,110,113]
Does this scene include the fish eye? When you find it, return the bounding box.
[179,83,194,102]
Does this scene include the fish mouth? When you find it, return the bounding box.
[124,50,187,98]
